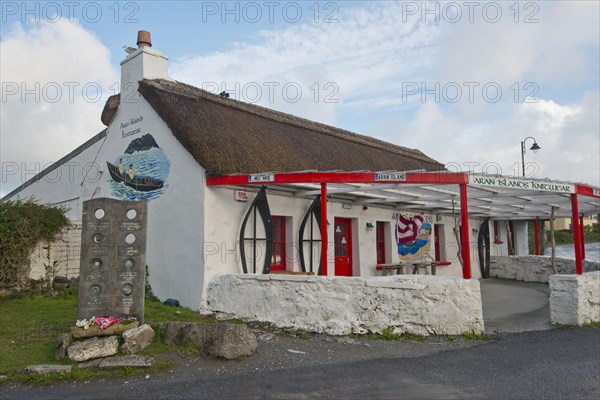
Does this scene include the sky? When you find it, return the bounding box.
[1,0,599,197]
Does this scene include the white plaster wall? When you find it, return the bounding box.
[549,271,600,325]
[434,215,483,279]
[108,95,205,309]
[202,188,315,305]
[490,255,600,283]
[491,221,510,257]
[513,221,529,256]
[205,274,484,336]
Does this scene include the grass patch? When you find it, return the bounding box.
[0,292,212,379]
[461,330,492,341]
[581,321,600,328]
[370,327,427,342]
[13,360,174,385]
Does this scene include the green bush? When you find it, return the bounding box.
[0,198,69,288]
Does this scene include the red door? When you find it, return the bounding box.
[334,218,352,276]
[270,216,286,271]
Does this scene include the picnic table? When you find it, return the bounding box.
[376,260,451,276]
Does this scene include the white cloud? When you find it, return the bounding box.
[392,92,599,186]
[168,1,598,186]
[170,2,442,124]
[1,1,597,197]
[0,20,118,196]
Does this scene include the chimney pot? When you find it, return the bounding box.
[137,30,151,48]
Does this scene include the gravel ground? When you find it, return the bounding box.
[1,327,598,400]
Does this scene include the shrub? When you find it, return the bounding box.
[0,198,69,288]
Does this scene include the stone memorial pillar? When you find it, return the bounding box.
[77,198,148,322]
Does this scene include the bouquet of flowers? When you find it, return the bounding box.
[75,315,137,330]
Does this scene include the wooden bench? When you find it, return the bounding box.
[410,261,452,275]
[376,263,409,276]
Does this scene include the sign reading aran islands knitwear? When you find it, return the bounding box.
[77,198,147,322]
[470,175,574,194]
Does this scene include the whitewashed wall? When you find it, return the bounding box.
[28,222,82,280]
[205,274,484,335]
[490,255,600,283]
[101,95,206,309]
[549,271,600,325]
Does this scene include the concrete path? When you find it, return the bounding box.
[480,278,553,334]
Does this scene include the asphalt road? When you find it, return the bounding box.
[1,327,599,400]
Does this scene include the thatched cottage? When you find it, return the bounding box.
[4,32,597,311]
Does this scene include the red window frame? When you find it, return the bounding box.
[376,221,386,264]
[271,216,286,271]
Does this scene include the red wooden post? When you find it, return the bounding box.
[570,194,583,274]
[320,183,328,276]
[459,183,471,279]
[579,215,586,260]
[534,218,540,256]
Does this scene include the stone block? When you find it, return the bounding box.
[99,355,154,369]
[77,358,105,369]
[270,274,309,282]
[160,322,258,359]
[204,324,258,359]
[550,272,600,325]
[25,365,72,374]
[55,332,72,360]
[121,324,155,354]
[67,335,119,362]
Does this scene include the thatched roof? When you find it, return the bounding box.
[104,79,444,175]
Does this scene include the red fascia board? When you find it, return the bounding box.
[205,171,468,186]
[575,184,600,199]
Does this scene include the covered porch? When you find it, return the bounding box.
[206,170,600,279]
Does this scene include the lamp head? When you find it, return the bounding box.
[530,142,541,153]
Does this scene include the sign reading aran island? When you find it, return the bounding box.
[470,175,574,193]
[375,172,407,181]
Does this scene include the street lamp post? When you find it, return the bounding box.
[521,136,541,177]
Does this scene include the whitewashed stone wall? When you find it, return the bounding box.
[549,271,600,325]
[490,256,600,283]
[205,274,484,336]
[29,222,82,280]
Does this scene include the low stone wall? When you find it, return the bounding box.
[205,274,484,336]
[490,256,600,283]
[549,271,600,325]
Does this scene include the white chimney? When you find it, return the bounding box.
[120,31,171,98]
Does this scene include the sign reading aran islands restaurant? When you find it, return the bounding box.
[470,175,575,194]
